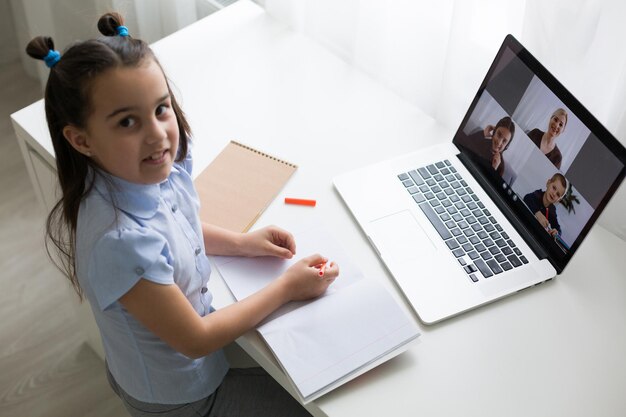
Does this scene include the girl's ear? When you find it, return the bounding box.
[63,125,93,157]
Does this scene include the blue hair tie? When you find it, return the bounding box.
[43,49,61,68]
[117,25,129,37]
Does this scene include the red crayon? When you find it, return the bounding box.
[284,197,316,207]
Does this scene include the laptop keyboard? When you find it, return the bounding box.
[398,160,528,282]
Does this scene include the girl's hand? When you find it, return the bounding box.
[277,254,339,302]
[483,124,495,138]
[241,225,296,259]
[491,152,501,170]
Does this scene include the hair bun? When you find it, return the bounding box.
[97,12,126,36]
[25,36,55,61]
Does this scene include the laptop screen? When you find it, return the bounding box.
[453,35,626,272]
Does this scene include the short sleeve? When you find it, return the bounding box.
[176,138,194,176]
[88,227,175,311]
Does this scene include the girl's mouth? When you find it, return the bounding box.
[144,149,168,165]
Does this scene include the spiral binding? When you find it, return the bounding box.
[231,140,298,169]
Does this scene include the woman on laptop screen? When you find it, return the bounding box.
[526,108,568,169]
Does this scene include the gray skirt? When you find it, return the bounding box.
[106,366,311,417]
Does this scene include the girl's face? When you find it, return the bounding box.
[68,59,179,185]
[545,178,565,205]
[491,126,512,154]
[547,113,566,138]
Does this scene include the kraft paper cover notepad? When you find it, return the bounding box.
[195,141,297,232]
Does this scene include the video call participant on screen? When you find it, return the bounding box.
[527,108,568,169]
[523,173,567,237]
[459,116,515,176]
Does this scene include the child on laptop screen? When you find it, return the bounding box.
[523,173,567,237]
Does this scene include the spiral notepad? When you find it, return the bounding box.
[195,141,297,232]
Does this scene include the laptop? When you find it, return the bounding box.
[333,35,626,324]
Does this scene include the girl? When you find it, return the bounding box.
[27,12,338,417]
[458,116,516,176]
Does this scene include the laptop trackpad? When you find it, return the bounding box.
[368,210,436,263]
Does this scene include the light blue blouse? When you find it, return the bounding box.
[75,150,229,404]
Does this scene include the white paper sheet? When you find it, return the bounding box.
[213,224,420,402]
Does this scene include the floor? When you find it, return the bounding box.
[0,61,130,416]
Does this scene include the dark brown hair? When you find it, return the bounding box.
[26,12,191,299]
[494,116,516,151]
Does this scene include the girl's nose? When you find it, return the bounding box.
[145,117,167,144]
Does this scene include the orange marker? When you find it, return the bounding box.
[318,261,334,277]
[284,197,316,207]
[318,262,327,277]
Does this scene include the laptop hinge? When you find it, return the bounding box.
[456,152,553,264]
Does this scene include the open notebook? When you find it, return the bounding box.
[212,223,421,403]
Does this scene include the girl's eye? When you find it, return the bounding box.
[119,117,135,128]
[156,104,169,116]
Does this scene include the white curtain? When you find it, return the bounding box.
[264,0,626,240]
[9,0,219,86]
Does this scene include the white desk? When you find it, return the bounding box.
[11,2,626,416]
